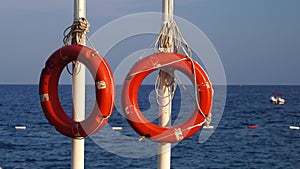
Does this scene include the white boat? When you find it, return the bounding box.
[289,126,300,130]
[270,92,285,105]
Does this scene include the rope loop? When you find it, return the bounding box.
[63,17,90,45]
[66,61,82,76]
[62,18,91,75]
[152,19,211,123]
[154,70,177,107]
[154,20,192,58]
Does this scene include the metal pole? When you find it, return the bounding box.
[72,0,86,169]
[162,0,169,24]
[169,0,174,21]
[158,1,174,169]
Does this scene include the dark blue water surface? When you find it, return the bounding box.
[0,85,300,168]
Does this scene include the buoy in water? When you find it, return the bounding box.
[289,126,300,130]
[15,126,27,130]
[203,126,214,129]
[248,125,258,129]
[112,127,123,130]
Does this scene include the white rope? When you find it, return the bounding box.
[152,119,207,142]
[87,115,110,139]
[154,20,192,57]
[174,73,197,105]
[63,18,90,77]
[190,60,202,115]
[63,17,98,54]
[154,73,177,107]
[168,59,207,119]
[66,61,82,76]
[186,119,207,130]
[86,36,97,53]
[127,58,187,78]
[63,17,90,45]
[173,21,192,57]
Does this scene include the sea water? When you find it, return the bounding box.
[0,85,300,168]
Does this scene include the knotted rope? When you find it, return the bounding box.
[63,17,90,45]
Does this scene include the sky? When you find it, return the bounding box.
[0,0,299,85]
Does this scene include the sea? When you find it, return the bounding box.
[0,85,300,169]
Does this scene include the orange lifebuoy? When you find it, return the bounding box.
[39,45,115,138]
[121,52,213,143]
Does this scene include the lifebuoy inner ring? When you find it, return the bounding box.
[39,45,115,138]
[121,52,213,143]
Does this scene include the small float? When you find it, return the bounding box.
[203,126,214,129]
[289,126,300,130]
[248,125,259,129]
[15,126,27,130]
[112,127,123,131]
[270,92,285,105]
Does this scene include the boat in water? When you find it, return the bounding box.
[270,92,285,105]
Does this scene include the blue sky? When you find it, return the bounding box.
[0,0,299,85]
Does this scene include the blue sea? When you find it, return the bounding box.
[0,85,300,169]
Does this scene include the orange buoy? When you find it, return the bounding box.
[121,52,213,143]
[248,125,259,129]
[39,45,115,138]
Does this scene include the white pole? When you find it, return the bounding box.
[157,72,172,169]
[158,1,174,169]
[162,0,169,24]
[169,0,174,21]
[72,0,86,169]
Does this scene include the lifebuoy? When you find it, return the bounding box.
[39,45,115,138]
[121,52,213,143]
